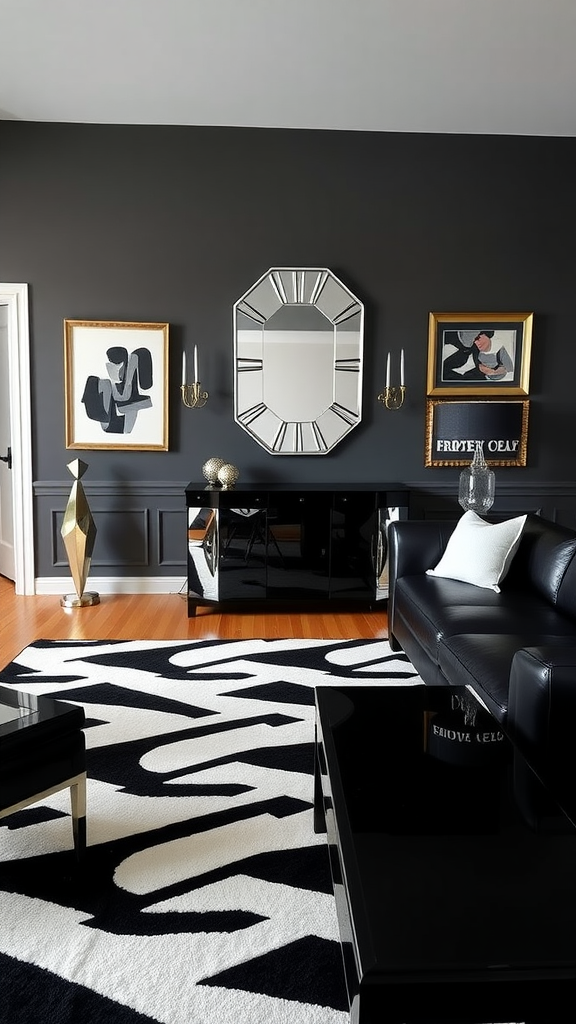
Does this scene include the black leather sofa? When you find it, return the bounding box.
[388,513,576,817]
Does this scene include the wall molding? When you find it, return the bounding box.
[35,575,187,596]
[49,507,151,567]
[35,479,576,497]
[406,480,576,497]
[33,480,190,497]
[33,479,576,584]
[406,479,576,528]
[34,480,187,578]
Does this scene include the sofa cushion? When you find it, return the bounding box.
[438,633,576,724]
[426,510,526,592]
[393,574,576,667]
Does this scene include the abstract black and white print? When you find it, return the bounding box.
[82,346,153,435]
[0,638,420,1024]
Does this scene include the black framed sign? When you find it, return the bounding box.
[425,400,529,467]
[427,312,533,397]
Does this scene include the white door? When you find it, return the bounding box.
[0,285,34,594]
[0,305,15,579]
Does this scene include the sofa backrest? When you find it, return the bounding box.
[504,513,576,616]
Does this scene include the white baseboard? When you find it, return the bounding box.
[35,576,187,596]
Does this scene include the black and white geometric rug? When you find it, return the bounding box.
[0,638,420,1024]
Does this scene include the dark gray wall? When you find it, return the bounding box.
[1,122,576,577]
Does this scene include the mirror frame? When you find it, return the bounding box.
[233,267,364,455]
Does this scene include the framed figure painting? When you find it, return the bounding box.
[427,312,533,397]
[64,320,169,450]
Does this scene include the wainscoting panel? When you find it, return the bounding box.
[34,479,576,592]
[157,509,188,565]
[408,480,576,528]
[36,480,188,580]
[50,508,150,567]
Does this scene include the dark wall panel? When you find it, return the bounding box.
[37,481,186,578]
[1,122,576,576]
[51,508,150,567]
[409,482,576,530]
[157,509,188,566]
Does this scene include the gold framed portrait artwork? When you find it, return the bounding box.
[64,320,169,450]
[427,312,533,397]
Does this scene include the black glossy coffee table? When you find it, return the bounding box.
[314,684,576,1023]
[0,683,86,858]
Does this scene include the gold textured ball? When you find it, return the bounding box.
[202,457,225,485]
[217,463,240,489]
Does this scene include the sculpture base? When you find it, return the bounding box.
[60,592,100,608]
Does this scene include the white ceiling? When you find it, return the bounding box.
[1,0,576,136]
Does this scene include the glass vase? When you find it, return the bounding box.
[458,442,495,515]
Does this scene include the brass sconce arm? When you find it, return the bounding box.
[377,385,406,410]
[181,383,209,408]
[181,344,208,408]
[378,349,406,409]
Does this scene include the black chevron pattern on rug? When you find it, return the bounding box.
[1,951,161,1024]
[0,638,419,1024]
[199,934,347,1005]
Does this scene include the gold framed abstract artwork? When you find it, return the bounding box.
[64,320,169,450]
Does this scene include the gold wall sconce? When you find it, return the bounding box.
[378,349,406,410]
[181,344,208,408]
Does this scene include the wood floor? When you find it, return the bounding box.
[0,575,388,668]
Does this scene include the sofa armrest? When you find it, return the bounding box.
[508,645,576,824]
[387,519,457,651]
[508,645,576,752]
[388,520,457,579]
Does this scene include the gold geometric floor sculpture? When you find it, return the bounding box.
[60,458,100,608]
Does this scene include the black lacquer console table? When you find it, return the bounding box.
[314,684,576,1024]
[185,483,409,616]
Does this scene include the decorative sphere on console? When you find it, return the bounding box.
[218,463,240,489]
[202,457,225,485]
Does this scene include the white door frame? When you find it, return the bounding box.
[0,284,34,594]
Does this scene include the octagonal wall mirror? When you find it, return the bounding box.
[233,267,364,455]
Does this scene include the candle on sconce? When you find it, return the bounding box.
[181,351,187,387]
[400,348,405,386]
[194,344,199,383]
[386,352,391,388]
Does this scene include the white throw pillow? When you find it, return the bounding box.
[426,510,527,592]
